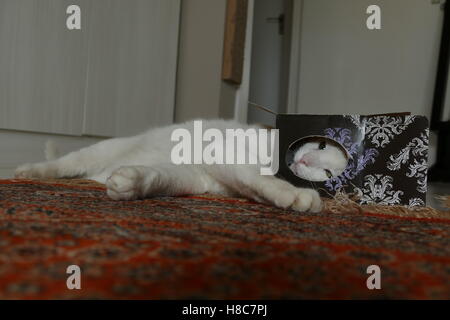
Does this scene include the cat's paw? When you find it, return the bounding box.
[14,163,55,179]
[14,163,35,178]
[106,167,142,201]
[291,188,323,213]
[269,186,322,212]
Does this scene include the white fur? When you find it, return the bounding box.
[15,119,325,212]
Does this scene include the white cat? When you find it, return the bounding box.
[14,119,347,213]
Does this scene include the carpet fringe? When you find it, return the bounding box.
[323,189,450,219]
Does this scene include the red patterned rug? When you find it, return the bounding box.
[0,179,449,299]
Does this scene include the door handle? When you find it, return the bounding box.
[266,13,285,35]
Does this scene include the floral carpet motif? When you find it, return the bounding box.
[0,179,449,299]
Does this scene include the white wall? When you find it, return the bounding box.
[292,0,443,116]
[289,0,444,165]
[175,0,236,122]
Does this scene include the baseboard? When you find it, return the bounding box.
[0,129,104,178]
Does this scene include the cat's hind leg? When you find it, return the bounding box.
[14,136,139,180]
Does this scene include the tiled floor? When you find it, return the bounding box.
[428,182,450,211]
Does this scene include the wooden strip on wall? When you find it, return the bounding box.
[222,0,248,85]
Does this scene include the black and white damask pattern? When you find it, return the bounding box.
[354,174,403,206]
[345,115,417,148]
[408,198,425,208]
[343,115,428,207]
[365,116,417,148]
[387,130,428,194]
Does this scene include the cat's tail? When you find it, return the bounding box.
[44,140,60,161]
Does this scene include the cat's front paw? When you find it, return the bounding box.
[291,189,323,213]
[106,167,142,201]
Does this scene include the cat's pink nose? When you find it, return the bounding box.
[298,158,309,166]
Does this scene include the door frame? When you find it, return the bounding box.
[233,0,255,123]
[286,0,303,114]
[234,0,303,122]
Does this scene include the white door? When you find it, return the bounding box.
[83,0,180,137]
[248,0,289,125]
[0,0,90,135]
[0,0,180,137]
[288,0,444,117]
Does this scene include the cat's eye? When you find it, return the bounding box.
[286,136,349,182]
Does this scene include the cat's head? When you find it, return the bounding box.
[287,137,349,182]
